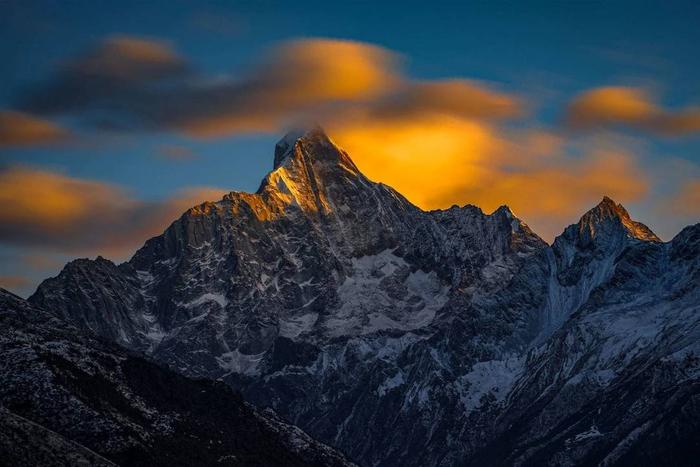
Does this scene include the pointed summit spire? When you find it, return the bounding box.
[582,196,632,224]
[576,196,660,243]
[257,126,366,214]
[274,125,326,169]
[273,128,307,169]
[272,125,359,173]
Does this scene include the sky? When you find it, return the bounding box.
[1,0,699,296]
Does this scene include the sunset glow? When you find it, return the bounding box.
[0,1,698,296]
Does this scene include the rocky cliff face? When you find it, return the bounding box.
[29,128,700,466]
[0,289,354,466]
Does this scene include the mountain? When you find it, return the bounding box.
[0,288,354,466]
[29,128,700,466]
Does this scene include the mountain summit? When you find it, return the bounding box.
[27,129,700,467]
[258,127,369,216]
[576,195,660,243]
[272,126,358,172]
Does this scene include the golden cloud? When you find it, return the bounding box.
[11,36,691,243]
[453,149,649,239]
[0,166,130,235]
[330,113,650,241]
[652,108,700,135]
[0,111,69,147]
[565,86,700,136]
[265,39,400,102]
[369,79,524,121]
[330,116,498,209]
[21,36,525,140]
[174,39,401,137]
[0,166,227,256]
[566,87,657,128]
[175,45,527,138]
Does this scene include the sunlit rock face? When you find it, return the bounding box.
[31,128,700,466]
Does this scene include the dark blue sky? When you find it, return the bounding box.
[2,0,699,194]
[1,0,699,295]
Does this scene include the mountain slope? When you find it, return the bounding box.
[469,222,700,465]
[0,288,354,467]
[0,407,115,467]
[29,128,700,466]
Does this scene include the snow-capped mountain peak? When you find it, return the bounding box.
[256,126,368,216]
[272,126,360,174]
[26,132,700,467]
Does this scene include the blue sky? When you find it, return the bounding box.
[1,0,699,295]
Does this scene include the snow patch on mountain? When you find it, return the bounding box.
[217,349,267,375]
[184,292,229,308]
[279,312,319,339]
[457,356,524,412]
[325,249,448,337]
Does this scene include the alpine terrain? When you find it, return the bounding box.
[20,127,700,466]
[0,288,355,466]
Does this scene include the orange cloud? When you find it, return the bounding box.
[566,87,657,129]
[19,36,525,140]
[173,46,527,138]
[175,39,400,137]
[670,180,700,216]
[652,108,700,135]
[264,39,399,102]
[368,79,524,121]
[0,111,69,147]
[565,86,700,136]
[0,166,227,256]
[454,149,649,239]
[330,116,498,209]
[330,113,650,241]
[0,166,131,236]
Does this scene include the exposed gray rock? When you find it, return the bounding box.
[0,289,355,466]
[29,128,700,466]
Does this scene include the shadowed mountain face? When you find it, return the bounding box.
[29,128,700,466]
[0,289,354,467]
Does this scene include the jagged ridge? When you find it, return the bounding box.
[27,127,700,466]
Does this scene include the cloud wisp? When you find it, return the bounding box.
[565,86,700,136]
[0,111,70,147]
[0,165,227,256]
[5,35,698,244]
[17,36,526,139]
[18,37,397,135]
[20,36,189,117]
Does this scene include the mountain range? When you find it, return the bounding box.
[3,127,699,466]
